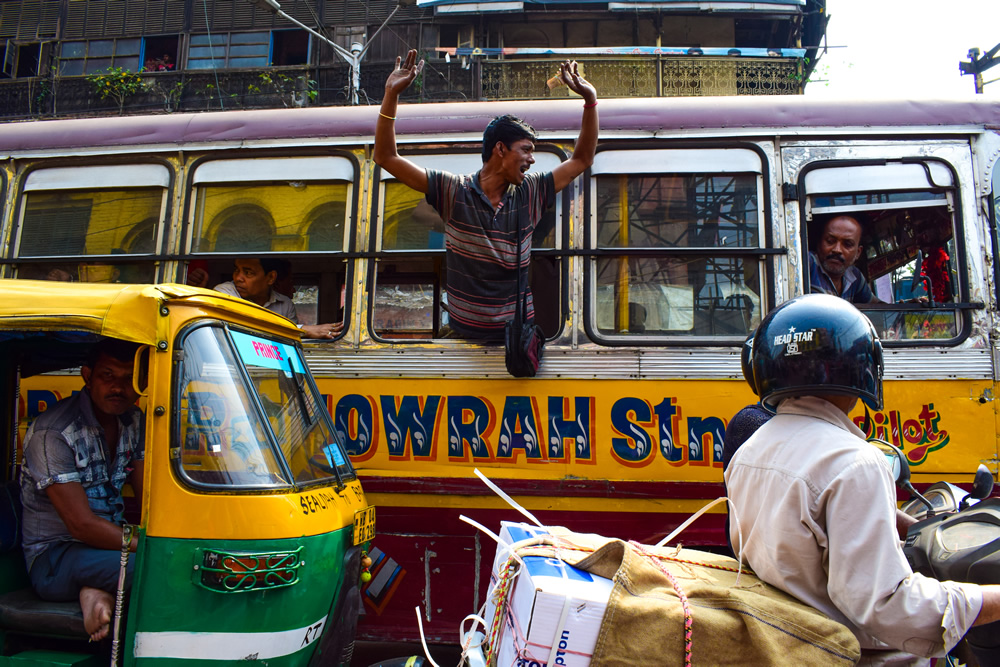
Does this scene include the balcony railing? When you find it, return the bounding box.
[0,55,802,120]
[482,57,802,99]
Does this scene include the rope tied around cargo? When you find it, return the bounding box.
[630,540,693,667]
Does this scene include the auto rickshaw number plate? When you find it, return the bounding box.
[354,506,376,545]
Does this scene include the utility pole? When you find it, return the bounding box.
[959,42,1000,94]
[249,0,400,105]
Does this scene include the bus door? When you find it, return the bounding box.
[781,138,995,478]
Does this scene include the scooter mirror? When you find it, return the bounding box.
[971,464,995,500]
[870,439,909,486]
[870,439,935,515]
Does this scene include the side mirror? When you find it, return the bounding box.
[869,439,935,515]
[870,439,909,485]
[970,464,995,501]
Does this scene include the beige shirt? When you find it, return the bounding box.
[213,281,298,324]
[725,396,982,664]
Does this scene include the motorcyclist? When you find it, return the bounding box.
[725,293,1000,665]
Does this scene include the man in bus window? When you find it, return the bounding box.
[374,50,598,340]
[809,215,880,304]
[205,258,343,339]
[20,338,145,643]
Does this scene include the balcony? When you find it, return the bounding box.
[481,57,802,99]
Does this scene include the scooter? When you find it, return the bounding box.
[875,441,1000,666]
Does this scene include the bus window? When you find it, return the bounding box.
[803,161,962,343]
[587,148,766,341]
[11,165,169,283]
[187,156,357,329]
[372,151,564,341]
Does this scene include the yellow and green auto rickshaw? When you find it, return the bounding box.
[0,280,374,666]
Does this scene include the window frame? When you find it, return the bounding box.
[583,141,776,346]
[186,31,273,70]
[171,320,356,494]
[797,157,975,348]
[367,145,570,343]
[57,38,142,75]
[7,160,174,283]
[182,151,362,336]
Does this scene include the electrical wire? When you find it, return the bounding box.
[201,0,224,109]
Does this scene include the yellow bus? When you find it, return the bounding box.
[2,97,998,642]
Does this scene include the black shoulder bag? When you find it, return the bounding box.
[504,216,545,377]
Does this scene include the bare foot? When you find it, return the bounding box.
[79,586,113,642]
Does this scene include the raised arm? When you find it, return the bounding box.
[374,50,429,194]
[552,60,598,193]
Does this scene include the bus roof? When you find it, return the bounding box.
[2,97,999,154]
[0,280,299,344]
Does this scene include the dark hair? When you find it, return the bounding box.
[254,257,284,276]
[482,114,537,163]
[86,338,141,369]
[273,258,292,282]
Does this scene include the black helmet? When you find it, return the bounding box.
[741,332,758,396]
[750,294,883,411]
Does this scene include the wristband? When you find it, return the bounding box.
[379,112,396,120]
[583,101,598,108]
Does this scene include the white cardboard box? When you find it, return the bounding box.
[486,523,613,667]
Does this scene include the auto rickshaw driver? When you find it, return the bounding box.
[19,337,144,642]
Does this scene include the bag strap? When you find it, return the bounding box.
[512,202,529,327]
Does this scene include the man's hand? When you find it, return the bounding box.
[187,267,209,288]
[559,60,597,104]
[300,322,343,340]
[385,49,424,97]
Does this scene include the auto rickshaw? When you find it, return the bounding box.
[0,280,373,666]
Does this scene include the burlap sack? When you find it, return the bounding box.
[504,532,860,666]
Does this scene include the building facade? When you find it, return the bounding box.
[0,0,827,118]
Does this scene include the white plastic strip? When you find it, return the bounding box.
[193,157,355,183]
[656,496,728,548]
[25,164,170,191]
[460,514,525,568]
[473,468,544,527]
[545,562,575,667]
[133,615,326,659]
[415,606,443,667]
[654,495,745,586]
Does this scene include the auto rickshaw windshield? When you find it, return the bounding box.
[175,324,355,490]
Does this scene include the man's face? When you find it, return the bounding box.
[817,217,863,278]
[82,354,138,418]
[498,138,536,185]
[232,259,275,305]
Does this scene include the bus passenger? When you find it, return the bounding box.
[374,50,599,340]
[20,338,145,642]
[210,258,342,340]
[809,215,880,304]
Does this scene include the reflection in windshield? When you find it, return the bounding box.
[177,327,288,488]
[176,326,354,490]
[231,330,352,485]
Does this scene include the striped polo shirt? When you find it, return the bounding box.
[426,168,555,339]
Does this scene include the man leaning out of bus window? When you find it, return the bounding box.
[191,257,342,339]
[809,215,882,304]
[20,338,144,643]
[373,50,599,340]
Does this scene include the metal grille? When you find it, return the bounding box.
[483,57,800,99]
[661,58,799,96]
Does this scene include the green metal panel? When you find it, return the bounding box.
[124,528,352,666]
[2,652,101,667]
